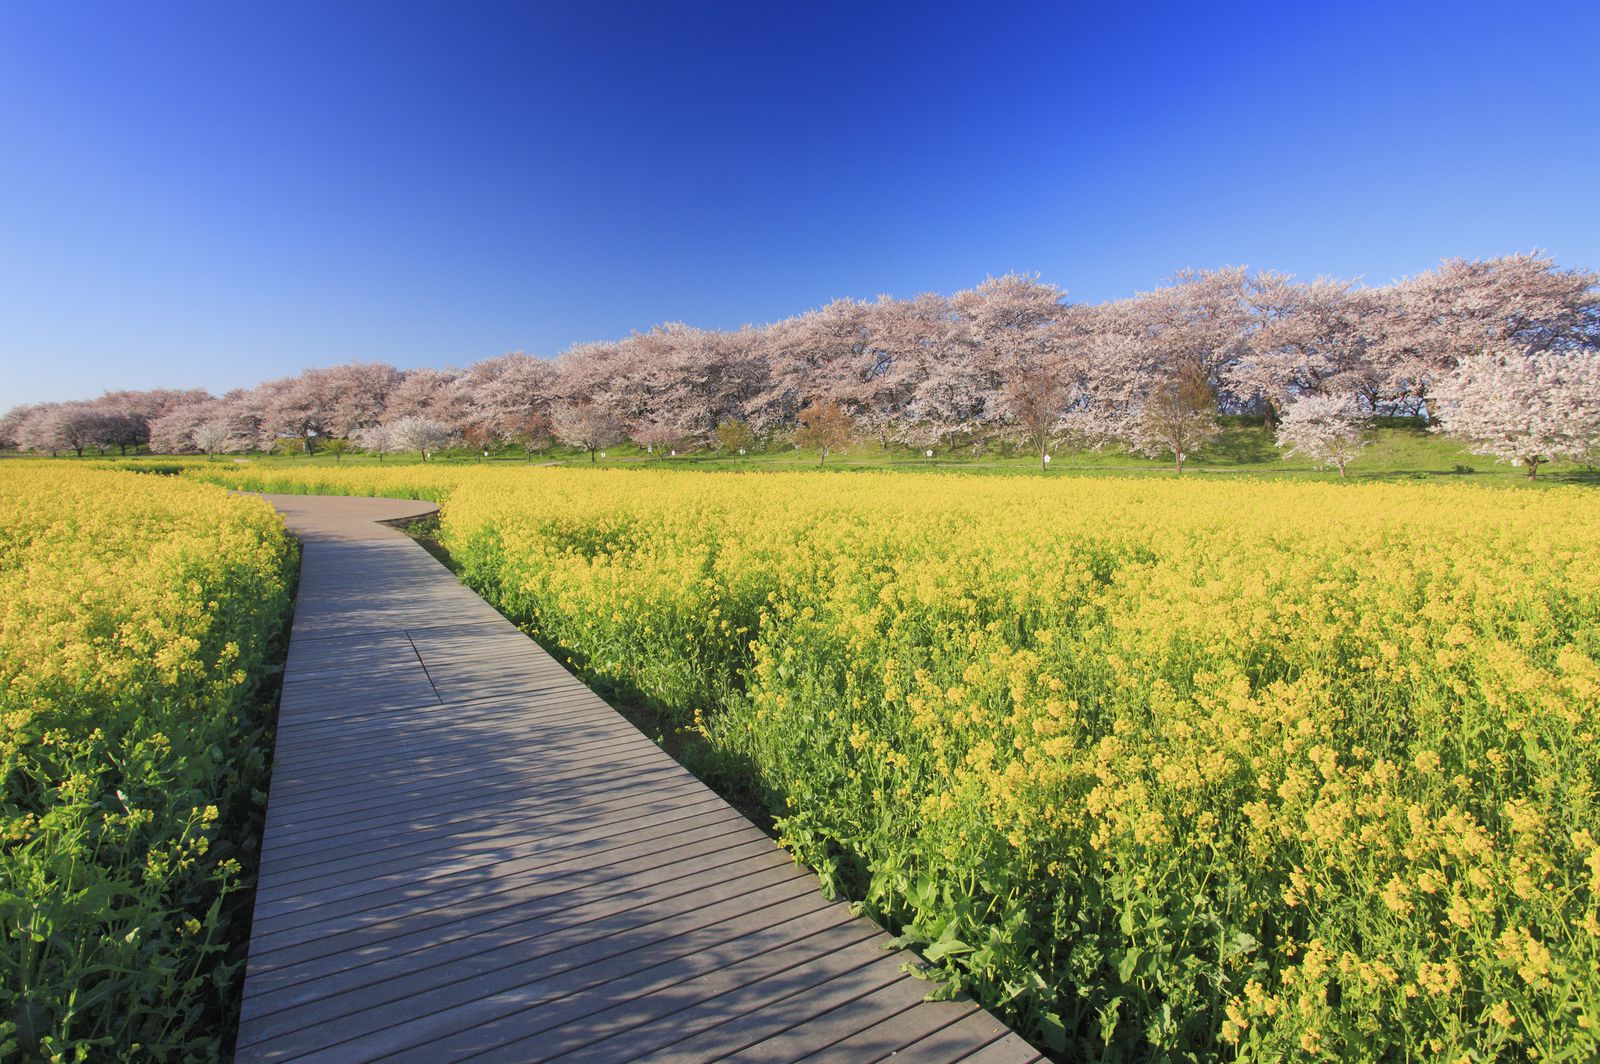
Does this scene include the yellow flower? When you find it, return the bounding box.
[148,457,1600,1062]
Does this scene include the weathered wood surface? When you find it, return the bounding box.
[236,493,1040,1063]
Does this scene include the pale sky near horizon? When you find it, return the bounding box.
[3,0,1598,407]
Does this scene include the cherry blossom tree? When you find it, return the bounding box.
[950,274,1065,367]
[460,353,557,441]
[147,392,273,454]
[147,402,212,453]
[893,293,993,445]
[0,406,24,451]
[857,294,958,440]
[1404,253,1598,360]
[1056,306,1162,446]
[244,363,398,449]
[743,318,810,432]
[549,340,659,440]
[19,404,114,457]
[1125,367,1221,473]
[1002,367,1073,471]
[251,373,329,452]
[1227,275,1378,423]
[630,420,681,455]
[81,388,211,452]
[94,411,148,454]
[352,423,394,460]
[750,298,896,431]
[509,410,552,460]
[461,420,500,455]
[385,368,469,430]
[944,275,1087,464]
[611,324,767,442]
[191,421,242,459]
[1131,267,1256,402]
[1274,394,1369,477]
[12,252,1600,470]
[550,401,624,462]
[1374,253,1599,416]
[1431,348,1600,478]
[9,404,63,454]
[385,415,454,462]
[316,362,403,437]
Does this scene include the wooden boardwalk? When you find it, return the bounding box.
[236,494,1040,1063]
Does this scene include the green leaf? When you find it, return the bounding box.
[1037,1010,1068,1053]
[923,936,973,962]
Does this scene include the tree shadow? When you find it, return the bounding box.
[1199,425,1278,465]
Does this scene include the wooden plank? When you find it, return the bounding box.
[253,872,833,1062]
[894,1011,1043,1064]
[256,755,688,860]
[260,728,666,819]
[256,771,707,870]
[252,790,722,917]
[721,975,942,1061]
[246,817,767,974]
[395,907,883,1064]
[242,835,785,1005]
[626,950,912,1063]
[800,995,982,1062]
[243,845,804,1022]
[236,494,1036,1063]
[266,705,637,777]
[250,800,748,935]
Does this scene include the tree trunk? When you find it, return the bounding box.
[1527,459,1540,479]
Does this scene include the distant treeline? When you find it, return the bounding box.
[5,252,1598,473]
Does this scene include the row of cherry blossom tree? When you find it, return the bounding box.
[4,252,1598,475]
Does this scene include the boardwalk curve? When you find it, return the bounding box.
[237,493,1040,1063]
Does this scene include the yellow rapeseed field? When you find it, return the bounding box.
[191,462,1599,1061]
[1,463,295,1060]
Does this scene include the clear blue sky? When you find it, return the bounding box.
[3,1,1597,406]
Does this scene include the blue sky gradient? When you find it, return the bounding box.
[3,1,1598,404]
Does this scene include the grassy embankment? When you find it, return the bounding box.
[7,416,1598,486]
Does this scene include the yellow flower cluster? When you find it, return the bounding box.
[0,462,295,1059]
[183,462,1599,1060]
